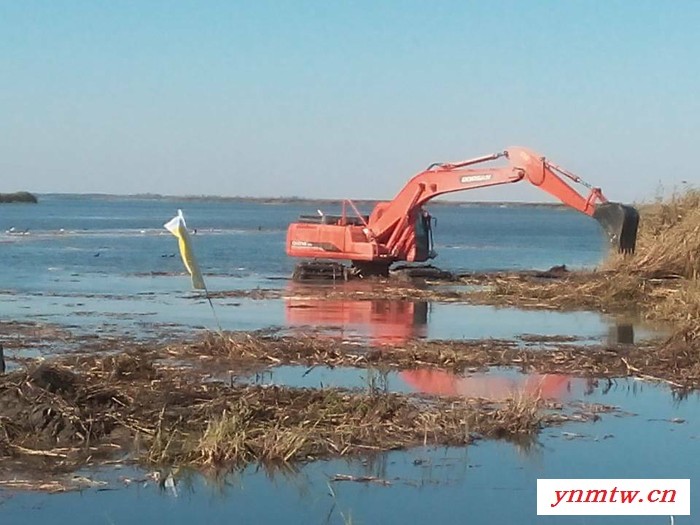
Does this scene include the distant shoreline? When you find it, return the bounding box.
[36,193,567,208]
[0,191,38,204]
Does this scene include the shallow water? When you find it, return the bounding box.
[1,195,663,349]
[0,196,690,524]
[0,290,659,368]
[1,196,610,288]
[238,365,596,402]
[284,295,661,345]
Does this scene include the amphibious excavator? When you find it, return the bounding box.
[286,147,638,279]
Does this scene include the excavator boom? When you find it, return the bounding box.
[286,147,638,276]
[506,147,638,254]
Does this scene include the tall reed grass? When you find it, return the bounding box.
[610,189,700,280]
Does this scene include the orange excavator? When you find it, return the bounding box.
[286,147,639,278]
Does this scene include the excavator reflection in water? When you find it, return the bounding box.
[405,321,637,401]
[285,289,638,401]
[285,285,428,345]
[401,368,572,402]
[285,281,638,347]
[286,290,574,401]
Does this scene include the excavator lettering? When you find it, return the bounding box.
[286,147,639,279]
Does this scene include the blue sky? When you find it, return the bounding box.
[1,1,698,201]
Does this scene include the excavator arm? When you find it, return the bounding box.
[368,146,638,255]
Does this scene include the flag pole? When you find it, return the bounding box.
[203,287,222,334]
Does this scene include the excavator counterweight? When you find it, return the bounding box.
[286,147,638,278]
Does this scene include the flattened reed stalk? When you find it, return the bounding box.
[189,331,522,371]
[200,331,334,362]
[658,325,700,380]
[462,268,695,326]
[473,272,653,312]
[647,278,700,324]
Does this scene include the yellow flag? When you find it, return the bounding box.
[164,209,206,290]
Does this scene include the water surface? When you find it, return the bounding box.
[0,196,689,524]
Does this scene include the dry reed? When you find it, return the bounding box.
[609,189,700,279]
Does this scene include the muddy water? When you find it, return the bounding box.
[2,376,697,525]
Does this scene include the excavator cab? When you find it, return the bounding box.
[592,202,639,254]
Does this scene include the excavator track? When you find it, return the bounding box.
[292,261,454,282]
[292,261,390,281]
[292,262,350,282]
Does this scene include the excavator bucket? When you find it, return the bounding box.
[592,202,639,254]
